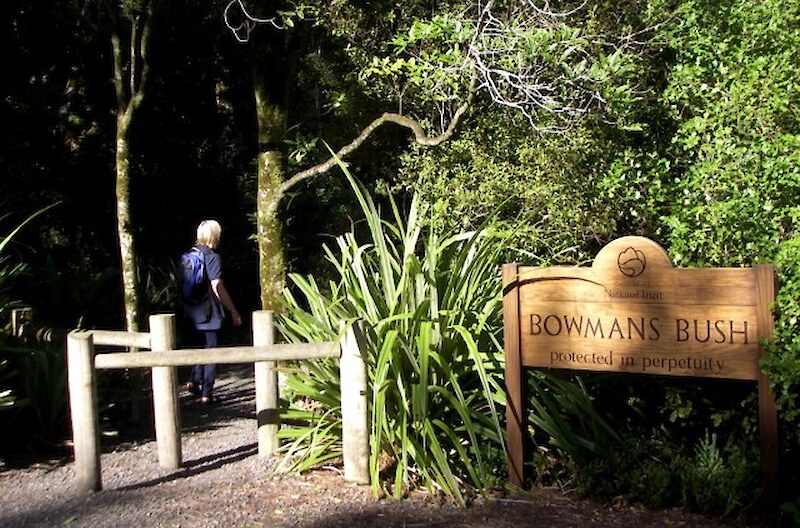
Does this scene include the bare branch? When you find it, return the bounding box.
[134,0,154,107]
[279,89,474,197]
[223,0,283,43]
[465,0,653,132]
[468,0,608,131]
[111,30,125,110]
[129,16,138,98]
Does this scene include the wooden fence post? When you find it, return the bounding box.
[149,314,181,469]
[254,310,279,456]
[67,331,102,493]
[341,321,369,485]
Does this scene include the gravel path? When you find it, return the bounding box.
[0,365,383,528]
[0,366,745,528]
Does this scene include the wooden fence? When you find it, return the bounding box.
[66,310,368,494]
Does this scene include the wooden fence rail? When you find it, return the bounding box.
[66,310,368,494]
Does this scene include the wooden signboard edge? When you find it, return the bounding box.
[503,263,524,487]
[755,264,778,507]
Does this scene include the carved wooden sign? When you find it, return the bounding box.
[514,236,760,379]
[502,236,778,503]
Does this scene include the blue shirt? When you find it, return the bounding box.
[183,245,226,331]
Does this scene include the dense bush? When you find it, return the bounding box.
[395,107,668,266]
[657,0,800,268]
[764,238,800,424]
[762,237,800,514]
[398,111,599,263]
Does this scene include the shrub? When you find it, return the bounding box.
[681,432,758,515]
[763,237,800,424]
[275,165,508,505]
[575,429,757,514]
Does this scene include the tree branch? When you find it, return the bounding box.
[136,0,154,101]
[129,16,139,98]
[110,13,125,110]
[278,87,474,197]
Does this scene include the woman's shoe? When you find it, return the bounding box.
[199,395,214,405]
[186,382,201,396]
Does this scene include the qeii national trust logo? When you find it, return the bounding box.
[617,247,646,277]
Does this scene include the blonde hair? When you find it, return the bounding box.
[196,219,222,249]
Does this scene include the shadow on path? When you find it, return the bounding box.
[116,442,259,491]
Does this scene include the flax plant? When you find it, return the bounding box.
[275,167,508,504]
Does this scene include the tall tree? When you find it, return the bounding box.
[109,0,155,333]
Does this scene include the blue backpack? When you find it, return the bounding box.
[179,247,208,305]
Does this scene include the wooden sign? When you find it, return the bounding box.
[503,236,778,504]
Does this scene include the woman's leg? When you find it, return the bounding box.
[187,366,203,395]
[188,327,205,390]
[200,331,218,400]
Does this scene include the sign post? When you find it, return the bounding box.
[503,236,778,503]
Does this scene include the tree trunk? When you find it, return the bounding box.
[115,115,139,333]
[109,1,154,422]
[255,145,286,312]
[109,1,153,333]
[251,36,289,312]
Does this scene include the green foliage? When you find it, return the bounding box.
[656,0,800,267]
[762,237,800,489]
[577,429,757,514]
[681,432,757,515]
[396,108,664,265]
[526,372,621,473]
[360,1,648,129]
[275,163,507,505]
[0,0,797,515]
[780,496,800,526]
[595,149,672,239]
[33,256,120,329]
[651,2,800,505]
[578,433,683,507]
[762,237,800,410]
[522,371,632,493]
[0,207,71,458]
[361,13,474,104]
